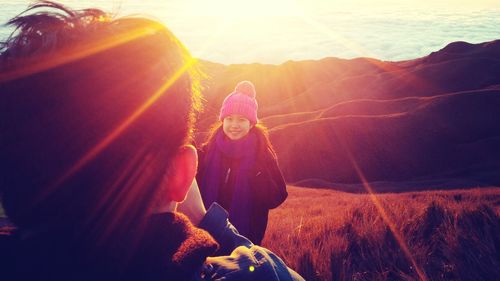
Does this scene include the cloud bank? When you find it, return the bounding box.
[1,2,499,64]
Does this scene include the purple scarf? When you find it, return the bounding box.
[200,129,257,236]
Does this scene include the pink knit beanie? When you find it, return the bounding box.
[219,80,258,124]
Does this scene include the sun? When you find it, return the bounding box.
[172,0,308,61]
[191,0,304,19]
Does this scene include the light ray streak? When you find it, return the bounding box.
[295,22,444,273]
[190,17,234,61]
[299,13,377,59]
[0,22,164,83]
[45,56,196,197]
[333,128,429,281]
[296,13,444,95]
[2,20,196,202]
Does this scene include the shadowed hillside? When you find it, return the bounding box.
[262,186,500,281]
[196,39,500,189]
[270,89,500,187]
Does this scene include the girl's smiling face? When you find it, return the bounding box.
[223,114,252,140]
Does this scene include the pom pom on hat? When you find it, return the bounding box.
[234,80,256,98]
[219,80,258,124]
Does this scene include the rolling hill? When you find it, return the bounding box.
[196,39,500,189]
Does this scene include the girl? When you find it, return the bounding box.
[197,81,288,244]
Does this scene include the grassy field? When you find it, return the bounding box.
[262,186,500,281]
[2,185,499,280]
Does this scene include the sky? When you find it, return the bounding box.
[1,0,499,64]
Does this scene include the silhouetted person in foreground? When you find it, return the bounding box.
[0,2,304,280]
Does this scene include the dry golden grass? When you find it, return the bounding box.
[1,186,499,280]
[262,186,500,281]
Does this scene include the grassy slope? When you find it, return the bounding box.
[2,185,498,280]
[262,186,500,281]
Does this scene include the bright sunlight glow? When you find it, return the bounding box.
[185,0,304,18]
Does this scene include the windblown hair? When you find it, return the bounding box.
[1,2,104,59]
[0,0,201,259]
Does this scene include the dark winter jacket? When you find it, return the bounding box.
[0,203,303,281]
[197,141,288,244]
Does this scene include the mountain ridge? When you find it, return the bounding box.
[196,39,500,190]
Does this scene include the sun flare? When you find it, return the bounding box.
[186,0,304,19]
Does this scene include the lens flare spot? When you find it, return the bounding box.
[249,265,255,272]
